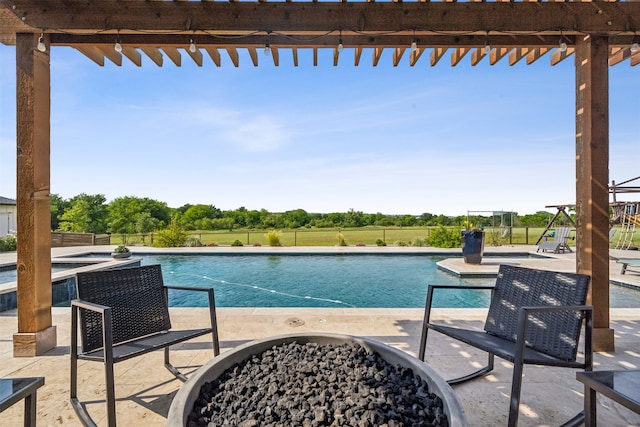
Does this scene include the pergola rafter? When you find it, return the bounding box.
[2,1,640,67]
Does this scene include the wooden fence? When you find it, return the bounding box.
[51,232,111,247]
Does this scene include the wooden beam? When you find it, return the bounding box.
[409,47,424,67]
[372,47,383,66]
[49,33,582,49]
[141,47,163,66]
[271,47,280,66]
[470,47,486,66]
[226,47,239,67]
[550,47,573,66]
[608,47,634,66]
[450,47,470,66]
[525,47,549,65]
[509,48,530,65]
[14,33,56,356]
[204,47,221,67]
[291,47,299,67]
[247,47,258,66]
[162,47,181,66]
[392,47,406,67]
[9,2,639,35]
[73,45,105,66]
[430,47,447,66]
[354,47,363,66]
[489,47,510,65]
[575,35,613,352]
[185,46,203,66]
[96,46,123,66]
[121,46,142,66]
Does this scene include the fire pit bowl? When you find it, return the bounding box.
[167,333,466,426]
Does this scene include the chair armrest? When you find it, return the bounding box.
[424,284,495,323]
[71,299,110,313]
[425,284,495,310]
[164,285,211,293]
[70,299,114,361]
[427,284,496,291]
[162,285,220,355]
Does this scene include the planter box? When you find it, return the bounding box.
[462,231,485,264]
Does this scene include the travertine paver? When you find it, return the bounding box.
[1,307,639,426]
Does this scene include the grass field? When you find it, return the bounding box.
[115,226,640,248]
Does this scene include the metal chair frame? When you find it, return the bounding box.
[70,265,220,427]
[418,265,592,427]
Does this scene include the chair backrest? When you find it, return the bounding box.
[76,265,172,353]
[554,227,571,242]
[484,265,590,361]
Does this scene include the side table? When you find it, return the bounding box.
[0,377,45,427]
[576,370,640,427]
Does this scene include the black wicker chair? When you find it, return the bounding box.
[70,264,220,427]
[418,264,592,427]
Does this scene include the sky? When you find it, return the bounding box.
[0,44,638,217]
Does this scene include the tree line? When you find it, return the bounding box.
[50,193,568,235]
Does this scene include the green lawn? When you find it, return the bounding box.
[113,225,640,248]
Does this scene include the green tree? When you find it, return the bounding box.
[107,196,170,234]
[58,193,107,233]
[50,193,70,231]
[179,204,222,230]
[135,212,160,233]
[519,211,553,227]
[396,215,418,227]
[282,209,309,228]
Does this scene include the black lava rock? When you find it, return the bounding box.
[188,341,449,427]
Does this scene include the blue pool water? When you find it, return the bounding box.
[142,254,493,308]
[139,254,640,309]
[0,265,74,284]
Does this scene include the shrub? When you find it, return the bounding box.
[427,226,462,248]
[252,242,262,247]
[0,235,17,252]
[410,237,428,247]
[266,230,281,247]
[375,239,387,247]
[337,233,348,246]
[393,240,408,247]
[185,236,203,247]
[153,218,189,247]
[231,239,243,246]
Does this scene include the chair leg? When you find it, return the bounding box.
[105,359,117,427]
[507,359,525,427]
[164,347,188,382]
[447,352,495,386]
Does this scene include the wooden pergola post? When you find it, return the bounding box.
[13,32,57,357]
[575,34,614,352]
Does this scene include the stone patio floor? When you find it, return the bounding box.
[1,245,639,426]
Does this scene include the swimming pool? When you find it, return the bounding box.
[0,265,79,284]
[141,254,640,309]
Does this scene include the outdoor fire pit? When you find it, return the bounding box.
[167,333,466,426]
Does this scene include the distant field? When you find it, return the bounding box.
[114,226,639,248]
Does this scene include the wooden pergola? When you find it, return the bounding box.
[1,0,638,356]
